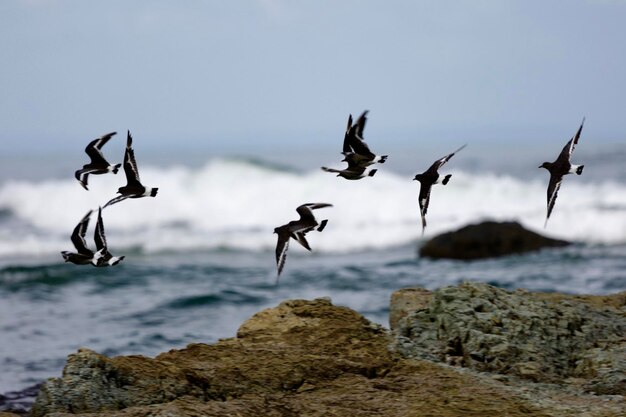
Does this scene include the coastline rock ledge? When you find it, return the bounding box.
[28,284,626,417]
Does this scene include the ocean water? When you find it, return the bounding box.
[1,144,626,394]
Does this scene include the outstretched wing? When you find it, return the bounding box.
[123,131,142,187]
[545,174,563,227]
[427,144,467,174]
[103,194,130,209]
[85,132,116,165]
[297,203,332,221]
[275,232,290,277]
[557,118,585,163]
[418,183,432,234]
[354,110,368,139]
[94,207,107,251]
[342,114,354,153]
[71,210,93,255]
[347,127,375,159]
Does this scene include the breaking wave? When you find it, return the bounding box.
[0,158,625,258]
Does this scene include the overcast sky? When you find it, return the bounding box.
[1,0,625,157]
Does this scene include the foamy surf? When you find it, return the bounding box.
[0,158,625,258]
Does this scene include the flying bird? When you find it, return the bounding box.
[413,144,466,235]
[94,207,125,266]
[61,210,104,266]
[321,164,377,180]
[103,131,158,208]
[75,132,121,190]
[341,111,388,167]
[539,118,585,227]
[322,111,386,180]
[274,203,332,279]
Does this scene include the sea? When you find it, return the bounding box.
[1,140,625,395]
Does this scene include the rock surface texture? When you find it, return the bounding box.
[419,220,570,260]
[393,282,626,394]
[30,290,626,416]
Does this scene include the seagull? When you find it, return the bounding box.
[61,210,104,266]
[413,144,466,235]
[94,207,125,266]
[274,203,332,279]
[75,132,121,190]
[341,110,388,167]
[103,131,158,208]
[539,118,585,227]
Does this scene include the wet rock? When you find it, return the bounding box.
[392,281,626,394]
[419,221,570,260]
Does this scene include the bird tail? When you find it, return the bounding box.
[317,219,328,232]
[368,169,378,177]
[378,155,388,164]
[61,251,71,262]
[442,174,452,185]
[150,188,159,197]
[112,163,122,174]
[576,165,584,175]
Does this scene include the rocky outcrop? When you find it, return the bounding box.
[30,291,626,416]
[392,282,626,394]
[419,221,570,260]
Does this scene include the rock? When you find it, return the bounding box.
[30,294,626,416]
[392,281,626,394]
[419,221,570,260]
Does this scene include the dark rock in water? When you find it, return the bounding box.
[419,220,570,260]
[0,383,42,416]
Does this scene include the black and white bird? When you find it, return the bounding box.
[273,203,332,278]
[321,164,378,180]
[322,111,386,180]
[75,132,121,190]
[94,207,125,266]
[413,145,466,235]
[341,111,388,167]
[539,118,585,228]
[61,210,104,266]
[103,131,158,208]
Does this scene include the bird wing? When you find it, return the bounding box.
[418,183,432,234]
[557,118,585,162]
[354,110,368,138]
[70,210,93,255]
[123,131,142,187]
[103,194,130,209]
[427,144,466,174]
[85,132,116,165]
[293,232,312,251]
[275,231,290,277]
[342,114,354,153]
[94,207,107,251]
[296,203,332,225]
[545,174,563,227]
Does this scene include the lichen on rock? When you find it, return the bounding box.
[392,281,626,393]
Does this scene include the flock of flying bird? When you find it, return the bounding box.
[61,131,158,267]
[61,111,587,278]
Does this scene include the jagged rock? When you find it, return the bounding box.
[419,221,570,260]
[30,294,626,416]
[392,282,626,394]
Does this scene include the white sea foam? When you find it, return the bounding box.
[0,158,625,258]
